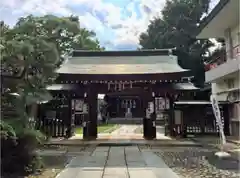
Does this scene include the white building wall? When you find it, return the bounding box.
[212,19,239,98]
[202,1,240,137]
[212,72,239,94]
[231,24,240,48]
[211,20,240,137]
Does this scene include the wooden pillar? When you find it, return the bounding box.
[200,106,205,135]
[66,94,74,138]
[150,91,156,139]
[142,90,148,139]
[182,107,187,138]
[143,88,156,140]
[83,92,89,140]
[85,84,98,140]
[169,96,175,137]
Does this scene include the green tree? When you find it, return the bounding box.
[1,14,103,125]
[139,0,213,87]
[12,15,103,55]
[1,15,103,175]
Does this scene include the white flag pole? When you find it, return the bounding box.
[210,94,226,145]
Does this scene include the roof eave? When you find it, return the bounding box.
[72,48,176,57]
[196,0,230,37]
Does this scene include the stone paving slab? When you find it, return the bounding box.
[142,150,180,178]
[56,145,184,178]
[56,150,106,178]
[125,146,157,178]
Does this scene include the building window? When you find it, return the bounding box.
[227,78,235,89]
[229,103,240,120]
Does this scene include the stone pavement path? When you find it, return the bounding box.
[56,146,180,178]
[110,124,139,135]
[70,124,171,140]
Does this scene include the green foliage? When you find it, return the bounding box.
[1,119,24,135]
[139,0,214,87]
[1,130,45,175]
[11,15,103,55]
[1,14,103,175]
[18,128,46,146]
[24,154,44,174]
[1,120,46,175]
[1,14,103,121]
[0,120,16,137]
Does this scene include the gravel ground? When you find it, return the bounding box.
[151,147,240,178]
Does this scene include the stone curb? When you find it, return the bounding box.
[190,137,240,146]
[44,139,202,147]
[226,139,240,146]
[189,138,240,152]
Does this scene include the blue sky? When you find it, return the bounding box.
[0,0,219,50]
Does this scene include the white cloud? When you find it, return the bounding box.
[70,0,122,33]
[1,0,71,15]
[106,0,167,47]
[0,0,220,49]
[78,12,105,33]
[112,0,219,47]
[0,0,165,47]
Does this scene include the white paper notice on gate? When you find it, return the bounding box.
[75,100,84,111]
[149,102,154,113]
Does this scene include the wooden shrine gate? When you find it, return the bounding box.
[36,49,197,140]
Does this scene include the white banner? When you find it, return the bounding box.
[210,94,226,144]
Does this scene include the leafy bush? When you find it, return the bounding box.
[1,120,46,176]
[0,120,16,137]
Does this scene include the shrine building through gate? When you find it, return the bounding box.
[38,49,199,140]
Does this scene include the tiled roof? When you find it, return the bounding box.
[57,55,188,75]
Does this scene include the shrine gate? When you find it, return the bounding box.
[37,49,201,140]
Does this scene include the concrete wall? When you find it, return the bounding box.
[224,23,240,60]
[204,2,240,137]
[210,20,240,100]
[212,71,239,95]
